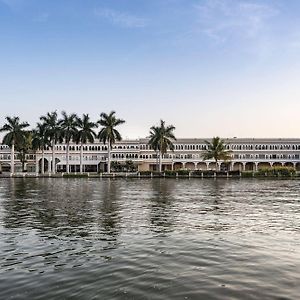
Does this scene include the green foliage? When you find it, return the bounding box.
[241,171,253,178]
[40,111,62,144]
[111,161,122,172]
[139,171,153,176]
[228,170,241,176]
[75,114,97,144]
[97,111,125,146]
[164,170,177,176]
[256,167,296,177]
[58,111,78,143]
[110,160,137,172]
[0,116,30,147]
[176,169,190,176]
[32,122,49,151]
[124,160,137,172]
[148,120,176,173]
[16,131,33,171]
[201,170,216,177]
[148,120,176,154]
[202,137,232,168]
[192,170,203,176]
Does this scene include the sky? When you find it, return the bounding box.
[1,0,300,139]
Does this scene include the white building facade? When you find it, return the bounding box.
[1,138,300,173]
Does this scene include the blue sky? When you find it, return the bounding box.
[1,0,300,138]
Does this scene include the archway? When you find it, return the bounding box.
[208,162,217,171]
[220,162,230,172]
[173,162,183,170]
[232,162,243,171]
[38,158,49,173]
[1,163,11,172]
[257,162,271,170]
[197,162,207,170]
[284,162,294,169]
[185,162,195,170]
[245,162,255,171]
[15,163,22,172]
[273,162,283,168]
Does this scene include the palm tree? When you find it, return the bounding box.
[0,116,30,174]
[16,130,33,172]
[59,111,78,173]
[98,111,125,174]
[148,120,176,172]
[40,111,61,174]
[32,122,49,174]
[75,114,97,173]
[202,136,232,171]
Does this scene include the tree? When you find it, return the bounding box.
[75,114,97,173]
[148,120,176,172]
[111,161,122,172]
[202,136,232,171]
[59,111,78,173]
[98,111,125,174]
[125,160,136,172]
[40,111,61,174]
[32,122,49,174]
[16,130,33,172]
[0,116,30,174]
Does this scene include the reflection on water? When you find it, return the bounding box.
[0,178,300,299]
[149,179,175,235]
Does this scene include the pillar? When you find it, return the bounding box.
[35,156,39,174]
[242,162,246,171]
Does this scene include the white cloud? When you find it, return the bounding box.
[94,8,147,28]
[195,0,278,42]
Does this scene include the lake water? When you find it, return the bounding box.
[0,178,300,300]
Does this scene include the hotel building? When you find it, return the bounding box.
[1,138,300,173]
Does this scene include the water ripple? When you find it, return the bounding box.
[0,178,300,299]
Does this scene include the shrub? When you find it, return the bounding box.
[256,166,295,177]
[176,169,190,176]
[165,170,177,176]
[192,170,204,176]
[139,171,152,176]
[229,170,241,176]
[241,171,253,178]
[202,170,216,177]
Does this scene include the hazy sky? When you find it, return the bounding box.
[1,0,300,138]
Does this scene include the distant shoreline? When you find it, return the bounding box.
[0,171,299,179]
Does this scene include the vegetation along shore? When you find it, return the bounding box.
[0,111,299,178]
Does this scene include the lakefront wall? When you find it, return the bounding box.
[1,138,300,173]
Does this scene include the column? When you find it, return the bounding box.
[242,162,246,171]
[35,155,39,174]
